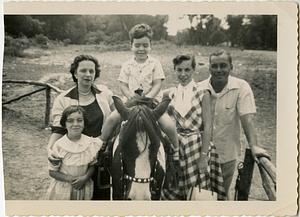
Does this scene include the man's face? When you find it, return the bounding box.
[209,54,232,84]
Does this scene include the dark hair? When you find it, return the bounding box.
[60,105,89,128]
[129,23,153,44]
[69,55,101,83]
[172,53,196,70]
[209,50,232,65]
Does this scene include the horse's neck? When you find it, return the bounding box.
[134,132,151,178]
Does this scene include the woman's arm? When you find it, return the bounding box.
[120,81,135,99]
[46,133,64,164]
[49,170,74,183]
[100,110,121,142]
[198,91,212,173]
[71,165,95,190]
[145,79,162,98]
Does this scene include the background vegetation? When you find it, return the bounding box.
[4,14,277,58]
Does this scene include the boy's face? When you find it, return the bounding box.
[65,111,84,139]
[175,59,194,86]
[131,36,151,63]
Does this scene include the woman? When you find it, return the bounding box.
[162,54,226,200]
[46,54,114,200]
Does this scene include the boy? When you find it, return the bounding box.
[100,24,179,157]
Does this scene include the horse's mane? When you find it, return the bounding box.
[119,98,163,169]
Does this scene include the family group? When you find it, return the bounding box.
[45,23,269,201]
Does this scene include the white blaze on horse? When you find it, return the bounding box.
[111,96,171,200]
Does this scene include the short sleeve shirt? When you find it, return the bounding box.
[118,56,165,101]
[198,76,256,163]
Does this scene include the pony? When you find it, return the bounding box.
[110,96,171,200]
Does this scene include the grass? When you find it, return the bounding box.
[2,43,276,200]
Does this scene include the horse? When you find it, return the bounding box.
[110,96,171,200]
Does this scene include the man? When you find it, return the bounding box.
[198,50,270,198]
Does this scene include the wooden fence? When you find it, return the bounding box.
[2,79,62,127]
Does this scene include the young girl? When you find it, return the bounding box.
[45,105,102,200]
[161,54,226,200]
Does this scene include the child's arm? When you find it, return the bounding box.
[49,170,75,183]
[100,110,121,142]
[198,91,212,173]
[145,79,162,98]
[120,81,135,99]
[71,165,95,190]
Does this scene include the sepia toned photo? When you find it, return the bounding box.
[0,1,298,217]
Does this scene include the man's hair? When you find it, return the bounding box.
[129,23,153,44]
[172,53,196,70]
[209,50,232,65]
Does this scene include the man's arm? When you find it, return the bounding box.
[240,113,270,163]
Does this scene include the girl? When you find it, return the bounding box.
[161,54,226,200]
[45,105,102,200]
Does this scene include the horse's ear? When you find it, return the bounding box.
[112,96,130,120]
[152,98,172,120]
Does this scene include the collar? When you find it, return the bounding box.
[65,85,102,99]
[58,134,91,153]
[201,76,240,92]
[178,79,196,91]
[128,55,154,65]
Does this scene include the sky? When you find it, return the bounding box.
[166,13,229,36]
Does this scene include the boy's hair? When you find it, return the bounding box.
[60,105,89,128]
[129,23,153,44]
[209,50,232,65]
[172,54,196,70]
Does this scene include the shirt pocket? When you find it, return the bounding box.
[220,106,235,125]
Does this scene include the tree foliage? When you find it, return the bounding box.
[4,15,169,45]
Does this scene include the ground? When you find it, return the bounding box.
[2,43,276,201]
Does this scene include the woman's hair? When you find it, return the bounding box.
[129,23,153,44]
[70,54,101,82]
[172,53,196,70]
[209,50,232,65]
[60,105,89,128]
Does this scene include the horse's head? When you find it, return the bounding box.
[111,96,171,200]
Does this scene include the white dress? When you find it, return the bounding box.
[45,134,102,200]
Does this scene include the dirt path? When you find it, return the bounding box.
[2,107,52,200]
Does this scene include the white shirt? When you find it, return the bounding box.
[174,80,196,117]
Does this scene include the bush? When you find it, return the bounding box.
[63,38,71,46]
[4,35,31,58]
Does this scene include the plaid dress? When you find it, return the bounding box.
[161,84,226,200]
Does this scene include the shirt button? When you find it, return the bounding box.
[215,113,217,115]
[213,127,216,130]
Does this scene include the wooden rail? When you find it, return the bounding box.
[2,79,63,127]
[235,148,276,201]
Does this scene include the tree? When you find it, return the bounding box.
[226,15,244,47]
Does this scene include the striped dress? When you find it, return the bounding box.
[161,84,226,200]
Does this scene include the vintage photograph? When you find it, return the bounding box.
[0,1,298,217]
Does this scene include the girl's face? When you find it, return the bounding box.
[75,60,96,88]
[175,59,194,86]
[65,111,85,139]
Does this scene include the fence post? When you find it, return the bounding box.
[45,85,51,127]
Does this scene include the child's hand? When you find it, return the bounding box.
[71,176,87,190]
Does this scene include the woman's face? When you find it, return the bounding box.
[175,59,194,86]
[75,60,96,88]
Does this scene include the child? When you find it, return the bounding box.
[100,23,179,156]
[45,105,103,200]
[161,54,226,200]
